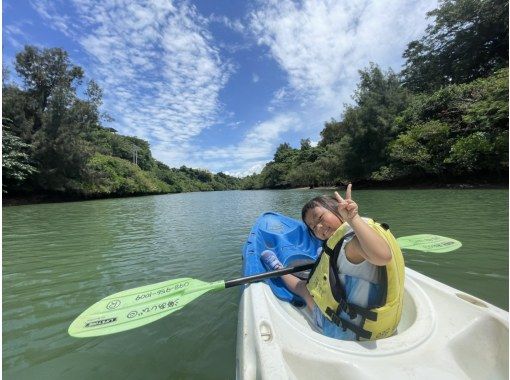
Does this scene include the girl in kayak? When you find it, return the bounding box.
[261,184,404,340]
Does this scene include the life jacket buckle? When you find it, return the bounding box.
[328,309,349,332]
[338,299,357,320]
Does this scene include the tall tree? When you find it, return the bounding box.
[343,64,410,179]
[402,0,509,92]
[11,46,97,192]
[297,138,320,164]
[15,45,84,132]
[273,142,296,163]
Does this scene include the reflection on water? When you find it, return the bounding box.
[3,189,508,379]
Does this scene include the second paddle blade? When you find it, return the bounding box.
[68,278,225,338]
[397,234,462,253]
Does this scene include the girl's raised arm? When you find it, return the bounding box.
[335,185,391,266]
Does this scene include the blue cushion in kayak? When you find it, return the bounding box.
[242,212,322,306]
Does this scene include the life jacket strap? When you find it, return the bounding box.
[347,303,378,321]
[329,231,354,307]
[326,307,373,340]
[306,253,322,284]
[334,298,357,319]
[332,300,377,322]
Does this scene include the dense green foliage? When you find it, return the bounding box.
[85,153,170,195]
[2,0,507,200]
[249,0,508,189]
[385,69,508,179]
[2,46,241,198]
[250,67,508,189]
[2,119,37,193]
[402,0,508,92]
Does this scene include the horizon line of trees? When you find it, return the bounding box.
[2,46,243,197]
[2,0,508,200]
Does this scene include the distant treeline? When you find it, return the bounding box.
[2,47,243,197]
[244,0,509,189]
[2,0,508,201]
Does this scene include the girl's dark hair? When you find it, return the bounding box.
[301,195,342,237]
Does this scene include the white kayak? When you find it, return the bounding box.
[236,267,509,379]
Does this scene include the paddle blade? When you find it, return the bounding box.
[68,278,225,338]
[397,234,462,253]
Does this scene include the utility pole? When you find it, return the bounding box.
[132,144,140,166]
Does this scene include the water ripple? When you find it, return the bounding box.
[2,189,508,378]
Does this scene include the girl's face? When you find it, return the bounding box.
[304,206,343,240]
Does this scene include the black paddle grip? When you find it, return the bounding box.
[224,263,315,288]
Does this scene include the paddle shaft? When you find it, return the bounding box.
[224,263,314,288]
[224,235,462,288]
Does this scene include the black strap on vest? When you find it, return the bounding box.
[327,232,378,320]
[306,251,322,284]
[325,307,373,340]
[324,233,355,316]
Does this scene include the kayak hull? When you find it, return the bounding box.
[237,212,509,379]
[237,268,508,379]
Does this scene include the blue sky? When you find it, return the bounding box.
[3,0,437,176]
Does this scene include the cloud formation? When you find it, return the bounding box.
[250,0,437,111]
[31,0,232,160]
[26,0,437,176]
[189,113,300,176]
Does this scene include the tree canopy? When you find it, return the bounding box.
[2,45,242,198]
[401,0,508,92]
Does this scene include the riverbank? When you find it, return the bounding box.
[2,191,172,207]
[3,178,507,207]
[298,183,508,191]
[288,177,508,192]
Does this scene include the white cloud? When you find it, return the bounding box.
[267,86,300,113]
[252,73,259,83]
[31,0,232,161]
[274,88,287,100]
[250,0,437,111]
[4,25,26,50]
[208,14,245,33]
[225,162,266,177]
[29,0,73,37]
[152,113,301,176]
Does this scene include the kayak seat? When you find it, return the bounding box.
[242,212,322,306]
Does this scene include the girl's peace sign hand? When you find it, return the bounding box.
[334,184,358,222]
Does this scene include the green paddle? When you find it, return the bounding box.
[396,234,462,253]
[68,264,313,338]
[68,234,461,338]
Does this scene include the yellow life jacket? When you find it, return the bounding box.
[306,219,405,340]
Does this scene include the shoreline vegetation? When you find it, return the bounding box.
[4,180,507,207]
[3,0,508,207]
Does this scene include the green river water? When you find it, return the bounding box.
[3,189,508,379]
